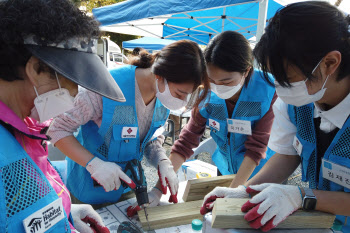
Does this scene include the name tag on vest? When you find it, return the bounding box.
[209,119,220,131]
[322,159,350,189]
[227,119,252,135]
[23,198,64,233]
[122,127,138,138]
[293,136,303,155]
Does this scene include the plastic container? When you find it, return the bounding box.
[332,219,343,232]
[192,219,203,233]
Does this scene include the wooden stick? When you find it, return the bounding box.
[212,198,335,229]
[182,174,236,202]
[138,200,203,230]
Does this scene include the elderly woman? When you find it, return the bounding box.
[0,0,125,232]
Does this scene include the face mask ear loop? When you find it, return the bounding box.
[163,78,169,93]
[312,59,323,74]
[33,86,42,102]
[239,75,245,86]
[305,58,324,84]
[321,74,330,90]
[55,71,63,94]
[311,58,330,90]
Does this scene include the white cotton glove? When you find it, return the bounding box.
[86,157,136,192]
[200,185,249,215]
[126,187,163,217]
[241,183,302,232]
[158,159,179,203]
[70,204,110,233]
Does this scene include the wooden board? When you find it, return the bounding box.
[212,198,335,229]
[182,174,236,202]
[138,200,202,230]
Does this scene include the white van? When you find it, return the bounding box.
[97,37,129,69]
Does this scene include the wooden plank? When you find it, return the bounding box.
[212,198,335,229]
[182,174,236,202]
[138,200,202,230]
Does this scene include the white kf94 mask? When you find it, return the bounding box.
[156,79,188,111]
[275,59,329,107]
[30,72,74,123]
[210,76,244,99]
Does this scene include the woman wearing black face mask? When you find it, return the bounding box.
[201,2,350,232]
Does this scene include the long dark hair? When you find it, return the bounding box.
[204,31,254,87]
[0,0,100,82]
[253,1,350,87]
[129,40,210,110]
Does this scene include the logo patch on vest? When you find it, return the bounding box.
[322,159,350,189]
[227,119,252,135]
[293,136,303,155]
[209,119,220,131]
[23,198,64,233]
[122,127,138,138]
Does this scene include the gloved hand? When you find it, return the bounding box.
[241,183,302,232]
[200,185,249,215]
[158,159,179,203]
[71,204,110,233]
[126,187,163,217]
[86,157,136,192]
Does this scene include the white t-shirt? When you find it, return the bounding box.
[268,94,350,156]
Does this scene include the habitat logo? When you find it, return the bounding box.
[27,217,42,233]
[23,199,65,233]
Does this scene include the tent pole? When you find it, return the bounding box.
[256,0,268,42]
[122,48,124,63]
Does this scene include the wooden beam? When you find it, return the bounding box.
[212,198,335,229]
[182,174,236,202]
[138,200,202,230]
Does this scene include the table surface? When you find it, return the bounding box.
[97,181,332,233]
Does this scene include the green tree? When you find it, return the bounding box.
[73,0,124,12]
[73,0,139,50]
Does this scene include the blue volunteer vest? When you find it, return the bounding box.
[66,65,170,204]
[0,125,71,233]
[199,69,276,176]
[288,104,350,232]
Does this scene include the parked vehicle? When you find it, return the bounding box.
[97,37,128,69]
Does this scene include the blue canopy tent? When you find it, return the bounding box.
[122,37,176,51]
[93,0,284,45]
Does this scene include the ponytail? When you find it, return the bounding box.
[128,49,158,68]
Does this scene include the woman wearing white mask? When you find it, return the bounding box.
[201,2,350,232]
[47,40,209,212]
[168,31,277,201]
[0,0,125,232]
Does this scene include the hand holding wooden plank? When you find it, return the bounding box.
[200,185,249,215]
[212,198,335,230]
[138,198,335,230]
[241,183,303,231]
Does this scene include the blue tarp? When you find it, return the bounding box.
[93,0,284,45]
[122,37,176,51]
[93,0,257,26]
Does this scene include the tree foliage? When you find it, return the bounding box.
[72,0,124,13]
[73,0,139,50]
